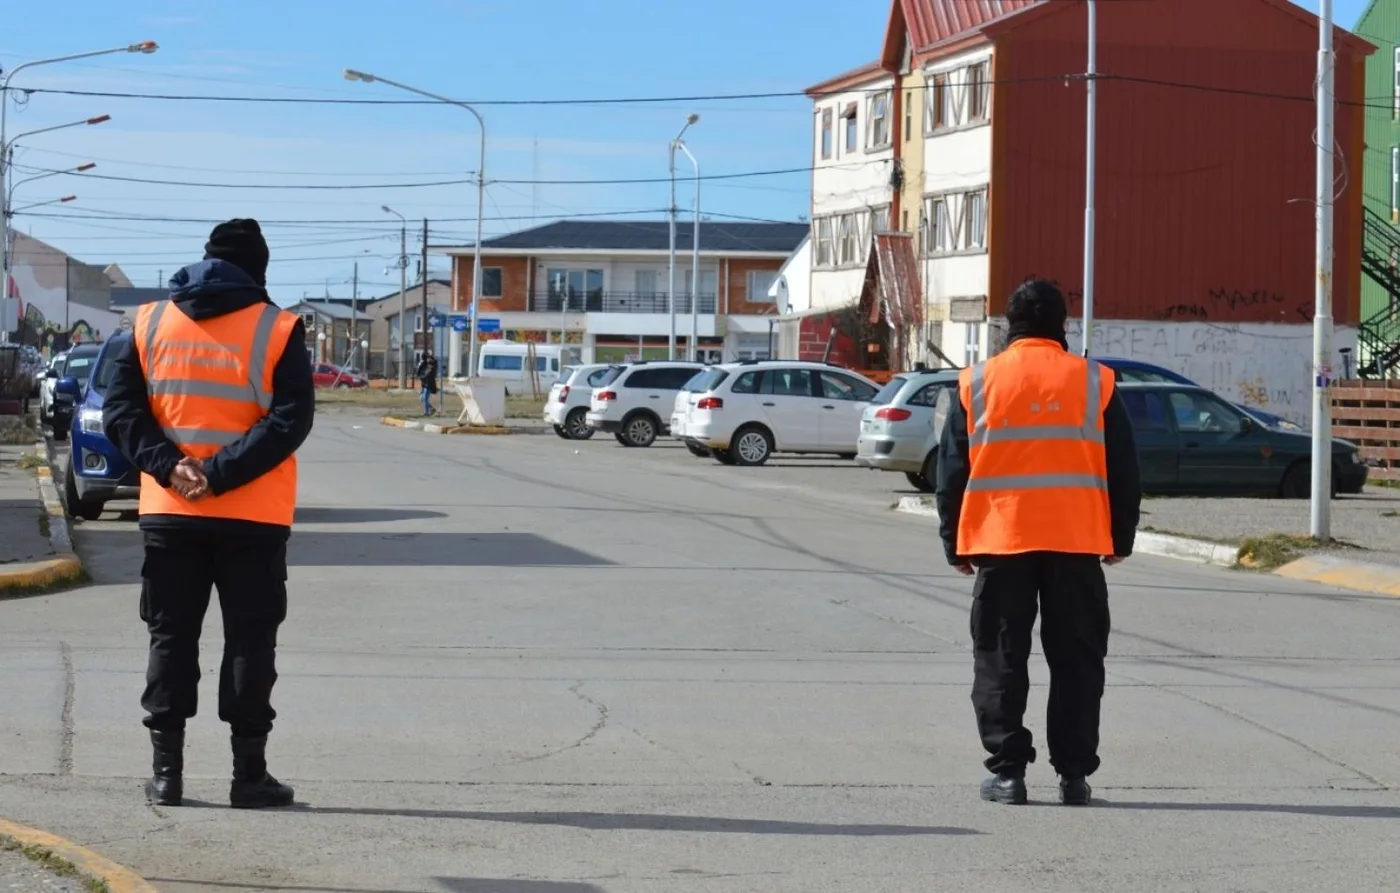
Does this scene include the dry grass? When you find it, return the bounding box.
[0,835,110,893]
[315,387,546,419]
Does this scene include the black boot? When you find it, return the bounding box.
[146,729,184,806]
[1059,776,1092,806]
[229,735,294,809]
[980,773,1028,805]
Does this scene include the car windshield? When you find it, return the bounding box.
[89,340,126,393]
[872,375,909,405]
[688,368,729,392]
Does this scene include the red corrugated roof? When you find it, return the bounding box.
[906,0,1045,49]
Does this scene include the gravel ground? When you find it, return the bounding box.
[1138,486,1400,563]
[0,843,89,893]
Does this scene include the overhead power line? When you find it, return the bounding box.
[15,207,685,226]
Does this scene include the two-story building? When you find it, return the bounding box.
[1357,0,1400,376]
[796,0,1374,425]
[434,219,807,374]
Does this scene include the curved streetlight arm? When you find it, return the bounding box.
[9,196,76,216]
[0,43,157,93]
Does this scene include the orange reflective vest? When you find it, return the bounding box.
[956,338,1115,557]
[134,300,300,526]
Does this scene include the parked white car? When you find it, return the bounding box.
[544,363,615,440]
[586,361,703,447]
[670,367,721,457]
[678,361,880,465]
[855,369,959,491]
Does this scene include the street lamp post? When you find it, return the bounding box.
[1,42,154,343]
[344,68,485,381]
[383,205,409,388]
[668,114,699,361]
[676,141,700,361]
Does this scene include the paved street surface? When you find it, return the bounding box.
[0,443,54,569]
[2,413,1399,892]
[0,843,88,893]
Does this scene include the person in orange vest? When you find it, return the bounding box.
[935,278,1141,807]
[102,219,314,809]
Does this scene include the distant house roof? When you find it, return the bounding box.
[110,287,168,308]
[434,220,810,257]
[367,279,451,304]
[291,300,358,321]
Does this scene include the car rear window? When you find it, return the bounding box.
[595,366,626,387]
[690,368,729,393]
[65,354,97,383]
[872,376,909,405]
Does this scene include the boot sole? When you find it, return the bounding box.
[980,789,1028,805]
[146,785,182,807]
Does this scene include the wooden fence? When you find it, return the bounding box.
[1331,380,1400,481]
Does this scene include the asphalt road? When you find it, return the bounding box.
[3,414,1399,892]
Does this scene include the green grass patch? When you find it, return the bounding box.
[16,452,46,470]
[0,835,111,893]
[1235,534,1361,571]
[1372,478,1400,490]
[38,510,50,540]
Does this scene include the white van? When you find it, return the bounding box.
[476,341,564,396]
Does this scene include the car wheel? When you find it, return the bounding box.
[63,468,103,521]
[713,448,738,466]
[731,425,773,467]
[566,408,594,440]
[553,424,571,439]
[921,451,938,488]
[52,423,68,443]
[838,453,857,461]
[685,442,712,458]
[615,432,633,446]
[1280,461,1340,499]
[905,471,935,493]
[623,413,658,448]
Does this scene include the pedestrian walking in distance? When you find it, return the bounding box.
[935,278,1142,806]
[103,218,314,808]
[416,349,439,417]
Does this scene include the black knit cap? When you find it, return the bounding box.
[204,218,269,286]
[1006,278,1068,345]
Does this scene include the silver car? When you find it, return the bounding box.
[855,370,959,492]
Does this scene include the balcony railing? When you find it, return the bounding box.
[531,290,718,314]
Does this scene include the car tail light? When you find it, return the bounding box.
[874,407,912,421]
[596,390,617,401]
[696,396,723,410]
[558,385,571,402]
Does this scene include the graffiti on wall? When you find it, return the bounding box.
[1065,319,1356,426]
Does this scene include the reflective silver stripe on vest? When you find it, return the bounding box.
[968,359,1105,447]
[143,303,282,410]
[161,427,243,447]
[965,473,1108,492]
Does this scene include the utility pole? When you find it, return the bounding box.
[421,217,430,364]
[398,222,408,388]
[1081,0,1098,357]
[1311,0,1336,539]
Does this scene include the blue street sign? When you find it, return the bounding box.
[451,316,469,332]
[477,318,501,333]
[427,312,446,329]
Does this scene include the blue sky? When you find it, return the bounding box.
[0,0,1374,305]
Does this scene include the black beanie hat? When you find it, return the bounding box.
[204,218,270,286]
[1006,278,1069,346]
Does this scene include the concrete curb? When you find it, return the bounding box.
[0,819,158,893]
[891,496,1400,597]
[0,439,85,594]
[380,415,541,436]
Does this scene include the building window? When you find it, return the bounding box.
[964,322,982,367]
[843,103,858,153]
[967,62,989,121]
[926,74,948,132]
[904,91,913,142]
[926,197,950,254]
[964,189,988,249]
[872,205,891,234]
[480,266,503,298]
[546,268,604,311]
[820,108,833,159]
[868,91,891,148]
[747,270,778,303]
[1394,47,1400,119]
[815,217,836,267]
[838,214,859,265]
[301,312,316,330]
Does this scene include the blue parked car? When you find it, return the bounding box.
[55,333,139,521]
[1095,357,1301,432]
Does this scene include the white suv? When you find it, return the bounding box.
[586,361,704,447]
[544,363,614,440]
[679,361,880,465]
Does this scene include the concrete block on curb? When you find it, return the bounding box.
[894,496,940,519]
[1274,554,1400,598]
[1133,531,1239,568]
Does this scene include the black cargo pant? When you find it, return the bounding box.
[139,528,288,738]
[969,552,1110,779]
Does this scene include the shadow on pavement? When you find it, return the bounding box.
[288,806,979,836]
[294,507,449,524]
[1100,801,1400,818]
[75,527,613,568]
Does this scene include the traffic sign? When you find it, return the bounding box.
[477,318,501,333]
[451,316,469,333]
[427,312,446,329]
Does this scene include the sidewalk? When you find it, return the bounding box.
[0,441,83,594]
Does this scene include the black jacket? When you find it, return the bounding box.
[102,259,315,535]
[934,346,1142,563]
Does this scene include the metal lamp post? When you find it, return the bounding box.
[344,68,485,381]
[668,114,699,361]
[675,140,701,361]
[1081,0,1098,357]
[383,205,410,388]
[1,41,154,343]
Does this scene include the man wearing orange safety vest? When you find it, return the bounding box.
[935,279,1141,807]
[103,219,314,809]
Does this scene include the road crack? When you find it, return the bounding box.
[58,641,74,776]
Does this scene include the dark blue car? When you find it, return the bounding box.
[56,332,139,520]
[1095,357,1300,432]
